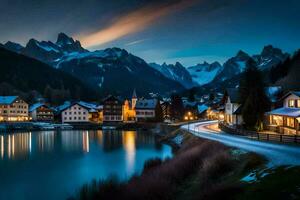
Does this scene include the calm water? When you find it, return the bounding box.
[0,130,172,200]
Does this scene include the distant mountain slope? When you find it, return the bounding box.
[0,47,96,103]
[57,48,184,97]
[0,33,184,96]
[149,62,196,88]
[276,50,300,90]
[191,46,291,96]
[187,61,222,86]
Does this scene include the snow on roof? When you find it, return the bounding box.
[135,99,158,110]
[198,104,208,113]
[0,96,18,104]
[77,101,101,111]
[29,103,46,112]
[267,107,300,118]
[56,101,72,112]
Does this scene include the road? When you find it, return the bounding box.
[181,121,300,166]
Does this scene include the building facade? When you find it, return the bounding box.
[224,88,243,126]
[103,95,123,123]
[29,103,54,121]
[61,101,101,123]
[135,99,161,122]
[266,91,300,134]
[123,90,137,122]
[0,96,29,122]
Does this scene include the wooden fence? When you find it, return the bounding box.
[219,122,300,144]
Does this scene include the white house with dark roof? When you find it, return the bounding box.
[135,99,160,121]
[266,91,300,134]
[0,96,29,122]
[60,101,101,123]
[224,88,243,125]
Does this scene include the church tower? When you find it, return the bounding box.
[132,89,137,109]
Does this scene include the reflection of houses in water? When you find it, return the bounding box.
[0,132,32,160]
[122,131,136,175]
[101,130,124,151]
[82,131,89,153]
[61,131,88,152]
[37,131,55,152]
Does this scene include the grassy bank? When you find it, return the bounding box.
[70,126,300,200]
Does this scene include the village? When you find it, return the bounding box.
[0,87,298,136]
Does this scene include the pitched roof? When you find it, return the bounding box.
[135,99,158,109]
[77,101,101,112]
[0,96,18,104]
[197,104,208,114]
[29,103,52,112]
[102,95,122,103]
[132,89,137,99]
[280,91,300,100]
[55,101,72,113]
[267,107,300,118]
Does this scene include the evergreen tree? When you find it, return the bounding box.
[188,88,196,102]
[239,59,270,130]
[170,94,184,121]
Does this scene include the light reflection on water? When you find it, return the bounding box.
[0,130,172,200]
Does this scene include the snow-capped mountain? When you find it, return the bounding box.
[0,33,184,96]
[149,62,196,88]
[212,50,251,83]
[57,47,184,96]
[19,33,87,64]
[187,61,222,86]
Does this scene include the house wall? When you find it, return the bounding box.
[225,97,242,125]
[283,94,300,108]
[136,109,155,120]
[103,99,123,122]
[62,104,89,123]
[0,98,29,121]
[31,106,54,121]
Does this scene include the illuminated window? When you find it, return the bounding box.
[297,100,300,108]
[287,117,295,128]
[288,100,295,107]
[271,115,283,126]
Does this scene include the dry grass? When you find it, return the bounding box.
[74,137,247,200]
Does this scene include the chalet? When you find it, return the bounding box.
[224,88,243,126]
[135,99,161,121]
[103,95,123,123]
[61,101,101,123]
[266,91,300,135]
[0,96,29,122]
[29,103,54,122]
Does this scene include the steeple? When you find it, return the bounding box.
[132,89,137,109]
[132,89,137,99]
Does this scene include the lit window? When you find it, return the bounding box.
[297,100,300,108]
[287,117,295,128]
[288,100,295,107]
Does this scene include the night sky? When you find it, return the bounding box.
[1,0,300,66]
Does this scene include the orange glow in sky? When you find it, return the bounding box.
[79,0,199,48]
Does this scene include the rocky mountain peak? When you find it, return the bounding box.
[56,33,75,46]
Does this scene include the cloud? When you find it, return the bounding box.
[125,39,148,46]
[78,0,200,48]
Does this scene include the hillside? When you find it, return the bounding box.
[0,47,97,104]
